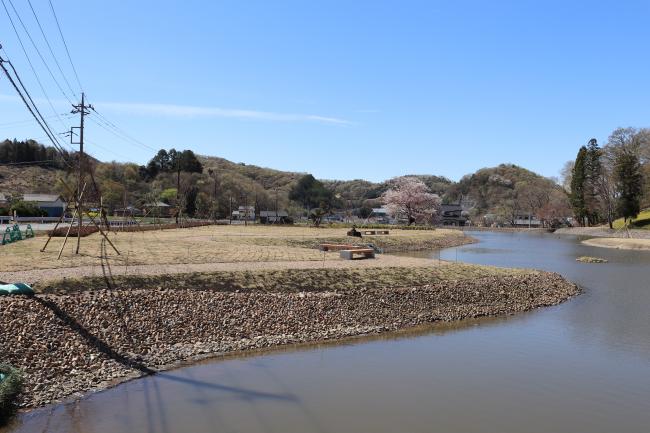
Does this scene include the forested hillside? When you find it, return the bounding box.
[2,138,565,221]
[445,164,569,225]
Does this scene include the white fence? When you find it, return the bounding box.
[0,216,73,224]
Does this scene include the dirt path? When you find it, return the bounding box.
[0,254,446,285]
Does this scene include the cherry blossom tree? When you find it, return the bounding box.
[382,177,441,225]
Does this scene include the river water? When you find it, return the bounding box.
[4,232,650,433]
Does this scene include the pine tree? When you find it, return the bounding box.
[584,138,603,225]
[570,146,588,225]
[614,152,643,224]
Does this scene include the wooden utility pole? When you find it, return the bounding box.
[274,187,279,224]
[208,168,218,221]
[175,162,181,225]
[229,195,232,225]
[242,192,248,226]
[71,93,92,254]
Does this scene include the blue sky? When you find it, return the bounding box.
[1,0,649,182]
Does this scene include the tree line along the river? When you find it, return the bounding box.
[566,127,650,228]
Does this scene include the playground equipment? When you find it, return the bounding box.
[1,224,35,245]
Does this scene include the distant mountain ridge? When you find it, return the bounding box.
[1,143,559,218]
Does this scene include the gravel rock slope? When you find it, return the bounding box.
[0,272,579,409]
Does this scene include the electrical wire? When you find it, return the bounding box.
[48,0,82,91]
[0,57,73,168]
[1,0,72,134]
[26,0,78,98]
[87,112,157,152]
[90,107,157,151]
[85,138,131,160]
[4,0,75,104]
[0,113,72,128]
[3,58,68,153]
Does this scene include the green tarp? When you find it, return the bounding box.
[0,283,34,296]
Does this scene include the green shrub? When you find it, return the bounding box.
[10,201,47,217]
[0,363,23,422]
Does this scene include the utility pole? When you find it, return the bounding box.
[175,158,181,225]
[208,168,218,221]
[71,92,92,254]
[274,187,279,224]
[242,193,248,226]
[229,195,232,225]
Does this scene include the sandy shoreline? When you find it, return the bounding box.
[0,271,579,410]
[582,237,650,250]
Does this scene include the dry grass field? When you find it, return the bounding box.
[37,263,529,294]
[0,225,472,283]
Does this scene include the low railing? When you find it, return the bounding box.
[0,216,73,224]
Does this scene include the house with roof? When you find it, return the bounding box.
[440,204,468,226]
[513,214,542,228]
[259,210,289,224]
[0,193,67,217]
[370,207,394,224]
[113,205,143,217]
[232,205,255,221]
[143,201,172,217]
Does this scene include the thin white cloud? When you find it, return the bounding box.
[99,101,353,125]
[0,94,352,125]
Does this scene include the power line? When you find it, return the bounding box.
[1,1,72,133]
[91,107,157,151]
[3,0,75,104]
[85,138,131,160]
[87,108,157,152]
[2,57,64,150]
[26,0,78,98]
[0,112,72,128]
[0,59,64,156]
[48,0,82,91]
[0,55,73,168]
[4,56,74,154]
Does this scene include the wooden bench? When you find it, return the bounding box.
[362,230,390,235]
[320,243,364,251]
[340,248,375,260]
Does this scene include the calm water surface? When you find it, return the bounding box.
[4,232,650,433]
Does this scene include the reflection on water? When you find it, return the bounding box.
[4,232,650,433]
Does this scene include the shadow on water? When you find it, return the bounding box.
[156,372,297,403]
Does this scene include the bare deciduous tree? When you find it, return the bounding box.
[559,160,574,193]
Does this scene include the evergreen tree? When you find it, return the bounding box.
[143,148,203,179]
[178,150,203,173]
[0,139,68,168]
[614,152,643,224]
[584,138,603,225]
[289,174,334,210]
[570,146,588,225]
[184,186,199,217]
